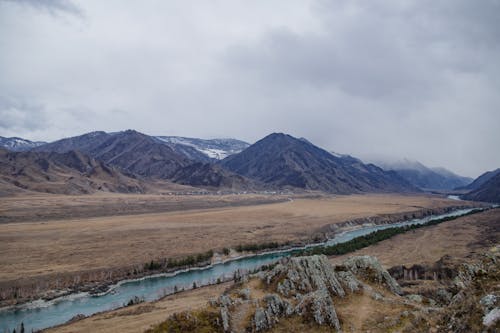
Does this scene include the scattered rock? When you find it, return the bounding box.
[239,288,251,300]
[406,294,424,303]
[483,308,500,328]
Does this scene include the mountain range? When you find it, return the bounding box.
[220,133,415,193]
[1,130,496,201]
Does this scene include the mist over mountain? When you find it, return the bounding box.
[372,158,472,191]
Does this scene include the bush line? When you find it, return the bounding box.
[295,208,484,257]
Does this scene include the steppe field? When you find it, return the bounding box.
[0,193,468,285]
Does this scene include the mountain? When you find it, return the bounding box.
[171,162,261,190]
[0,136,46,151]
[35,130,192,179]
[0,148,150,195]
[374,159,472,191]
[457,168,500,191]
[220,133,416,194]
[34,130,258,190]
[156,136,250,161]
[462,172,500,203]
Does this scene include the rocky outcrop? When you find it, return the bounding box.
[253,294,294,331]
[210,255,402,332]
[342,255,402,295]
[295,290,341,330]
[267,255,345,297]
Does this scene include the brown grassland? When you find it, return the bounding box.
[0,193,464,284]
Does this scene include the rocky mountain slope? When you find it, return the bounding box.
[0,148,150,195]
[374,159,472,190]
[462,172,500,203]
[0,136,46,151]
[458,168,500,191]
[220,133,416,194]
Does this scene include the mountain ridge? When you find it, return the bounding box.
[220,133,416,194]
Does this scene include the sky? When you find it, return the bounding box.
[0,0,499,177]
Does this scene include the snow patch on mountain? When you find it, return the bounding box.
[155,136,250,160]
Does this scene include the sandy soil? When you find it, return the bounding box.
[0,194,461,283]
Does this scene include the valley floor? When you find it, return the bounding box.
[44,208,500,333]
[1,193,461,286]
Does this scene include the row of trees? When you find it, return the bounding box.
[297,208,484,257]
[144,250,215,272]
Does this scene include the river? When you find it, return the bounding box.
[0,207,480,332]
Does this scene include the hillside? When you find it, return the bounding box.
[457,168,500,191]
[462,172,500,203]
[220,133,416,194]
[0,148,150,195]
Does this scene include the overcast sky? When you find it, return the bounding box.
[1,0,499,177]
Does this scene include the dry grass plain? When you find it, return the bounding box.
[45,206,499,333]
[0,193,465,284]
[330,208,500,268]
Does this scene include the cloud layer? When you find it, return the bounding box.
[0,0,499,177]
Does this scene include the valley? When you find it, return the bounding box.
[0,194,466,303]
[42,208,500,333]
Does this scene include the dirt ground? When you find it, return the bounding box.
[0,193,462,283]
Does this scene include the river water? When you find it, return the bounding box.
[0,207,479,332]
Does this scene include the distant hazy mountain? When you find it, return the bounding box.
[462,171,500,203]
[156,136,250,161]
[0,136,46,151]
[457,168,500,191]
[220,133,416,194]
[0,148,148,195]
[34,130,257,190]
[373,159,472,191]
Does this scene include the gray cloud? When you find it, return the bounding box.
[1,0,82,16]
[0,0,498,177]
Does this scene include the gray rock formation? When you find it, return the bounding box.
[342,255,402,295]
[252,294,294,332]
[295,289,341,329]
[267,255,345,297]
